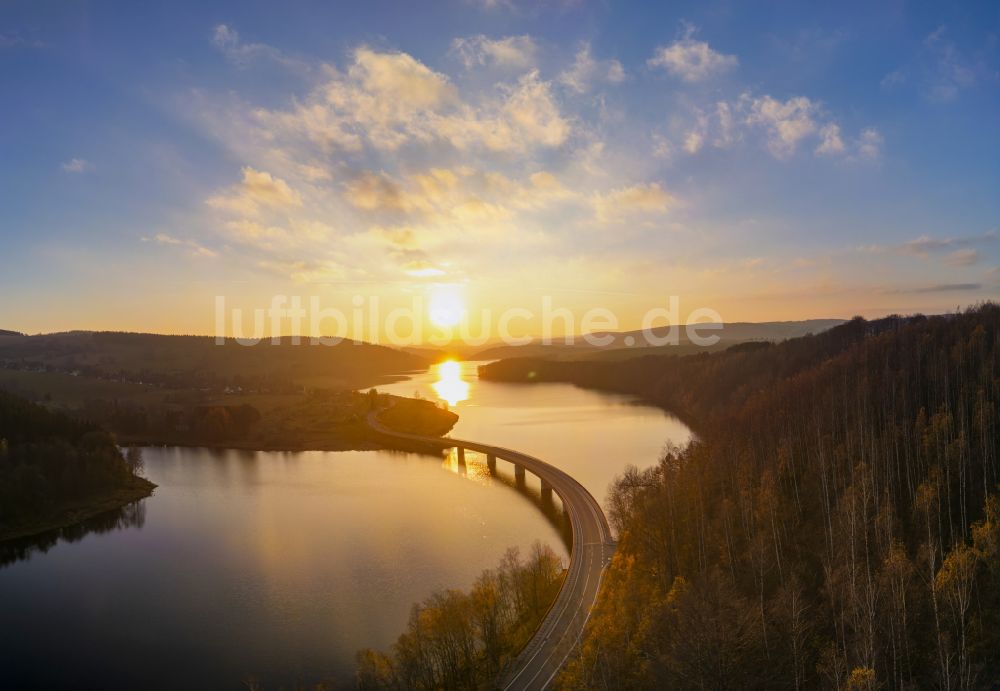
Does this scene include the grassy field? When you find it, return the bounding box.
[0,369,162,406]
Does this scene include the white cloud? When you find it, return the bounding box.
[351,47,456,110]
[558,43,625,93]
[945,248,980,267]
[256,258,347,284]
[289,219,336,242]
[665,93,876,162]
[433,71,571,151]
[61,158,92,173]
[223,217,335,251]
[207,166,303,216]
[923,26,976,102]
[648,28,737,82]
[883,26,981,103]
[492,70,571,147]
[345,166,575,224]
[146,233,217,258]
[683,130,703,154]
[714,101,737,148]
[344,171,419,214]
[297,163,333,181]
[856,128,883,161]
[745,94,820,158]
[745,96,882,161]
[593,182,674,222]
[212,24,303,70]
[652,134,675,160]
[179,42,615,284]
[402,259,447,277]
[223,220,291,250]
[177,32,891,291]
[899,235,954,257]
[241,167,302,206]
[674,103,738,157]
[450,35,537,69]
[815,123,845,155]
[862,232,995,266]
[253,49,570,153]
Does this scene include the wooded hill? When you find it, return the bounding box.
[483,305,1000,690]
[468,318,843,362]
[0,330,429,392]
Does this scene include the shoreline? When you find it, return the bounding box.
[0,477,156,543]
[115,396,459,456]
[115,429,450,457]
[2,422,453,545]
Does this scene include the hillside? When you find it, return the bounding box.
[470,318,844,362]
[485,306,1000,690]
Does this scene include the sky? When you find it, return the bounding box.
[1,0,998,340]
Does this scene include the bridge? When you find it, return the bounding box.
[366,408,616,690]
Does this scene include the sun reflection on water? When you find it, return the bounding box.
[432,360,470,407]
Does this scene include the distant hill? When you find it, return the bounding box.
[610,318,845,345]
[0,330,429,392]
[0,329,24,337]
[470,318,845,361]
[400,345,451,362]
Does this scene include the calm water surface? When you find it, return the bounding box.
[380,360,693,503]
[0,361,689,690]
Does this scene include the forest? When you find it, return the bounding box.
[484,304,1000,690]
[357,542,564,690]
[0,389,153,540]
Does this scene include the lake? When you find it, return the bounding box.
[0,361,690,690]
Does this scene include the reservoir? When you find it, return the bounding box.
[0,361,690,689]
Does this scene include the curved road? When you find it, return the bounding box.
[367,409,615,690]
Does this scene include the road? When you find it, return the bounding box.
[367,409,616,690]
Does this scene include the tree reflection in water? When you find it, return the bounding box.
[0,500,147,569]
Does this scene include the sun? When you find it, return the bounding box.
[428,288,465,328]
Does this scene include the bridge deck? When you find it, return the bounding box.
[367,409,615,690]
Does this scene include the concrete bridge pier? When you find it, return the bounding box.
[540,478,553,503]
[456,446,466,466]
[486,453,497,474]
[514,464,526,486]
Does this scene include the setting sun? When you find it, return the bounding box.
[428,288,466,329]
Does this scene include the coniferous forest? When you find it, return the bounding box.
[0,390,152,537]
[483,304,1000,690]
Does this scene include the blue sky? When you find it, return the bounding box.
[1,0,998,336]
